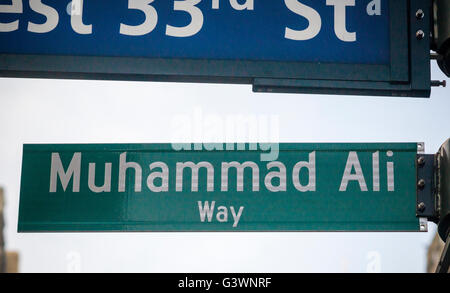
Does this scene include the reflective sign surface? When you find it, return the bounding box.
[18,143,420,232]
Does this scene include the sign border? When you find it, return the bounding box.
[18,142,421,233]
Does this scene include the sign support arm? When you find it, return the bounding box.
[437,139,450,242]
[431,0,450,77]
[435,232,450,273]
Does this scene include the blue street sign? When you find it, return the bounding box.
[0,0,391,64]
[0,0,431,97]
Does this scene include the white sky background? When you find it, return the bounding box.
[0,63,448,273]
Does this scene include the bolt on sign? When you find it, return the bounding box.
[0,0,431,97]
[18,143,423,232]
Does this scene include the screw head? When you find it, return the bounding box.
[418,179,426,189]
[431,80,447,87]
[417,157,425,167]
[416,30,425,40]
[416,9,424,19]
[417,202,426,212]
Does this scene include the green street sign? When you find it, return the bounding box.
[18,143,421,232]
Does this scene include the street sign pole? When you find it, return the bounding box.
[432,0,450,77]
[437,139,450,242]
[436,233,450,273]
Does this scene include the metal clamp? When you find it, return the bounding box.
[416,154,438,222]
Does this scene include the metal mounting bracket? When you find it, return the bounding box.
[416,154,438,222]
